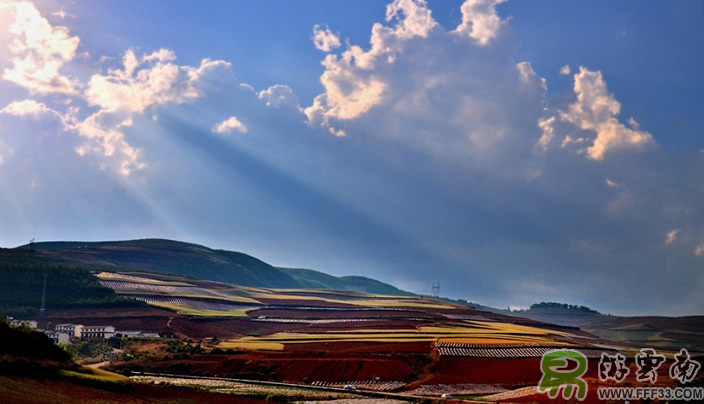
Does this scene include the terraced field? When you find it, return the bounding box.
[94,269,697,403]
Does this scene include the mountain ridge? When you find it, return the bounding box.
[20,238,413,296]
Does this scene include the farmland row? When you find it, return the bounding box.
[100,280,225,297]
[96,272,170,283]
[311,380,407,392]
[132,296,257,312]
[252,317,423,324]
[434,342,609,358]
[408,383,507,396]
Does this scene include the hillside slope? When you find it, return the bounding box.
[0,249,138,317]
[24,239,411,296]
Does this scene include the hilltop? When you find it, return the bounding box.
[18,238,411,289]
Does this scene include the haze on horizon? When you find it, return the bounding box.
[0,0,702,316]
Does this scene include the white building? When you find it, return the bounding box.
[115,330,160,338]
[55,323,84,338]
[45,331,71,344]
[81,325,116,340]
[9,319,38,329]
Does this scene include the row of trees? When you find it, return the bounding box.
[529,301,599,314]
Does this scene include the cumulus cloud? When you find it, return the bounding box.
[1,99,55,118]
[304,0,442,129]
[385,0,438,39]
[73,49,232,174]
[71,110,145,175]
[1,1,80,95]
[666,229,679,245]
[560,65,571,75]
[312,24,341,52]
[258,84,300,109]
[538,67,655,160]
[85,49,226,113]
[305,0,546,171]
[454,0,507,45]
[212,116,248,135]
[0,2,235,176]
[695,244,704,257]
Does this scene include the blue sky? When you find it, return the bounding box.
[0,0,702,315]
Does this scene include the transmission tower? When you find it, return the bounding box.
[39,272,47,316]
[431,283,440,298]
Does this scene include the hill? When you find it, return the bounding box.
[0,319,73,373]
[20,238,412,295]
[279,267,414,296]
[0,249,140,318]
[507,302,704,352]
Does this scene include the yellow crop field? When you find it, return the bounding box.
[216,339,285,351]
[96,272,194,287]
[147,303,251,317]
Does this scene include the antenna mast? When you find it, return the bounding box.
[431,283,440,298]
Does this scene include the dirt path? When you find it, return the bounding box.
[407,341,439,389]
[86,361,111,369]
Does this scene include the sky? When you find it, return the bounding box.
[0,0,702,316]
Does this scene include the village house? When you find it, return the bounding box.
[81,325,116,340]
[54,323,84,338]
[44,331,71,344]
[8,318,38,329]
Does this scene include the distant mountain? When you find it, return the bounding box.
[506,302,704,352]
[22,239,412,296]
[509,302,602,328]
[280,267,414,296]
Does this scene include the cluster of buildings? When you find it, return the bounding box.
[50,323,160,343]
[6,318,159,344]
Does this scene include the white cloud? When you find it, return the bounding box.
[306,0,546,172]
[666,229,679,245]
[50,10,71,19]
[0,4,234,176]
[85,49,226,113]
[71,110,145,176]
[312,24,341,52]
[75,49,231,174]
[538,67,654,160]
[385,0,438,39]
[454,0,507,46]
[0,99,68,128]
[212,116,248,135]
[696,244,704,257]
[304,0,440,128]
[1,1,80,95]
[1,99,52,117]
[560,65,571,76]
[258,84,300,109]
[605,178,619,188]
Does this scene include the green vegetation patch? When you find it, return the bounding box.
[0,249,141,317]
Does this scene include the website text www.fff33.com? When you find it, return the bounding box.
[597,386,704,401]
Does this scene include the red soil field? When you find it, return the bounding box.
[0,375,270,404]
